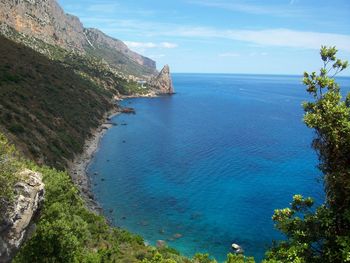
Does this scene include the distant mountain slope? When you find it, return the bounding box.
[84,28,157,77]
[0,0,157,77]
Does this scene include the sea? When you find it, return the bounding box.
[87,74,350,262]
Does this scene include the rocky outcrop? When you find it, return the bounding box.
[0,169,45,263]
[149,65,175,94]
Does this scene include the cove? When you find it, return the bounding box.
[87,74,332,261]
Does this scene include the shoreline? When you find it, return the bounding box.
[68,107,120,213]
[67,93,160,213]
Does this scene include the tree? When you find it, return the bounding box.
[265,47,350,262]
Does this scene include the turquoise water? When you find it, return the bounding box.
[88,74,350,262]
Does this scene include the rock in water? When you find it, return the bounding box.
[0,169,45,263]
[231,243,244,254]
[150,65,175,95]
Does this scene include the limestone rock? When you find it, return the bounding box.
[0,0,157,76]
[149,65,175,95]
[0,0,86,52]
[0,169,45,263]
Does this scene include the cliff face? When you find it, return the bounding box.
[0,170,45,263]
[0,0,86,51]
[150,65,175,94]
[0,0,157,76]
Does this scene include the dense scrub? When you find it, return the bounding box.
[0,35,114,169]
[0,134,22,216]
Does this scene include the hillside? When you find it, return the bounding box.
[0,35,115,169]
[0,0,157,78]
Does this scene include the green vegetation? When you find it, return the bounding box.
[0,35,115,169]
[85,43,156,78]
[264,47,350,262]
[0,134,22,216]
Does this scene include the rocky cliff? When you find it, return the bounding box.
[0,170,45,263]
[0,0,157,77]
[150,65,175,94]
[0,0,86,51]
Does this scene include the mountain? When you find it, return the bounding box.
[84,28,157,77]
[0,0,171,83]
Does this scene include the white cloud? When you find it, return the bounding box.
[124,41,178,49]
[148,54,166,59]
[224,29,350,52]
[87,3,120,13]
[166,27,350,53]
[219,52,240,57]
[78,17,350,53]
[161,42,178,48]
[189,0,302,17]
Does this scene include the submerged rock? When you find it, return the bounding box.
[0,170,45,263]
[120,107,136,114]
[173,233,183,239]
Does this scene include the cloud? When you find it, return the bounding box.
[166,27,350,53]
[219,52,240,57]
[77,17,350,53]
[224,29,350,52]
[86,3,120,13]
[189,0,302,17]
[161,42,178,48]
[124,41,178,49]
[148,54,166,59]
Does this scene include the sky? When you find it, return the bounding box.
[58,0,350,75]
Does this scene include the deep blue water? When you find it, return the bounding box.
[88,74,350,262]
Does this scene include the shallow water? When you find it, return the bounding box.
[88,74,350,262]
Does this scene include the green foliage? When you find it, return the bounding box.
[141,252,177,263]
[0,133,22,214]
[0,35,113,169]
[265,47,350,262]
[85,43,156,78]
[192,253,217,263]
[225,253,255,263]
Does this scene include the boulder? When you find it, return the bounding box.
[0,169,45,263]
[156,240,167,248]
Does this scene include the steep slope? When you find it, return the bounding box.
[0,35,114,169]
[85,28,157,77]
[0,0,157,77]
